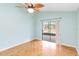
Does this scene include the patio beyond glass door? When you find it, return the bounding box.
[42,21,57,43]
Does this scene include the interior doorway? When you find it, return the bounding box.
[42,20,60,44]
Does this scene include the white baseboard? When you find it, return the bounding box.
[0,39,34,52]
[61,43,76,48]
[34,38,42,40]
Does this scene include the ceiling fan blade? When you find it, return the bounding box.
[21,3,29,8]
[34,3,44,12]
[34,3,44,8]
[16,5,24,8]
[16,3,28,8]
[16,3,24,8]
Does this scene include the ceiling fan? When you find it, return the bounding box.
[16,3,44,13]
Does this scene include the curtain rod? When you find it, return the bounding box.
[40,17,62,21]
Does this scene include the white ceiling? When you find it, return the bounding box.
[41,3,79,11]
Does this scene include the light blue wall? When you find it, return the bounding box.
[0,3,35,50]
[35,11,77,47]
[77,10,79,53]
[31,13,38,38]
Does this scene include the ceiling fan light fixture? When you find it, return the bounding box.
[27,8,34,13]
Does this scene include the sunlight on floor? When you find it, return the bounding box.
[42,41,56,49]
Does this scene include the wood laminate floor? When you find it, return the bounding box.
[0,39,78,56]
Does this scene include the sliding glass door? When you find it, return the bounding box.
[42,21,57,43]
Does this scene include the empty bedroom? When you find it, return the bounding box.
[0,3,79,56]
